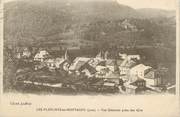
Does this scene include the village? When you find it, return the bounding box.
[11,46,175,95]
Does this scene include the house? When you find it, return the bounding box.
[81,69,92,77]
[81,64,97,77]
[119,53,140,66]
[127,55,140,61]
[124,82,137,94]
[121,19,137,31]
[22,48,31,58]
[124,78,146,94]
[34,50,50,62]
[131,79,147,94]
[119,58,136,75]
[34,62,47,71]
[62,61,70,71]
[59,50,71,71]
[130,78,146,88]
[88,58,106,68]
[45,59,70,71]
[95,67,121,85]
[68,57,96,76]
[96,65,109,73]
[69,57,91,71]
[121,19,130,29]
[54,58,66,68]
[105,59,123,72]
[43,49,71,71]
[144,69,163,86]
[130,64,152,81]
[95,65,110,78]
[44,58,56,71]
[119,66,129,75]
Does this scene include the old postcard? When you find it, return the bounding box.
[0,0,179,117]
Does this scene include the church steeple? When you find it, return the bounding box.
[96,51,104,59]
[64,49,69,60]
[104,50,109,60]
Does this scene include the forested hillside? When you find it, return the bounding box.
[4,0,176,49]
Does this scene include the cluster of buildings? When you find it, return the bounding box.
[16,47,169,94]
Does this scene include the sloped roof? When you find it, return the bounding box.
[85,63,97,74]
[88,58,105,67]
[144,69,156,79]
[131,64,152,71]
[44,59,55,63]
[34,50,50,59]
[73,61,86,70]
[69,57,91,71]
[55,58,66,64]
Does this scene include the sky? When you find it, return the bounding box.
[3,0,177,10]
[117,0,176,10]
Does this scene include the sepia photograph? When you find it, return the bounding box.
[1,0,180,117]
[2,0,178,96]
